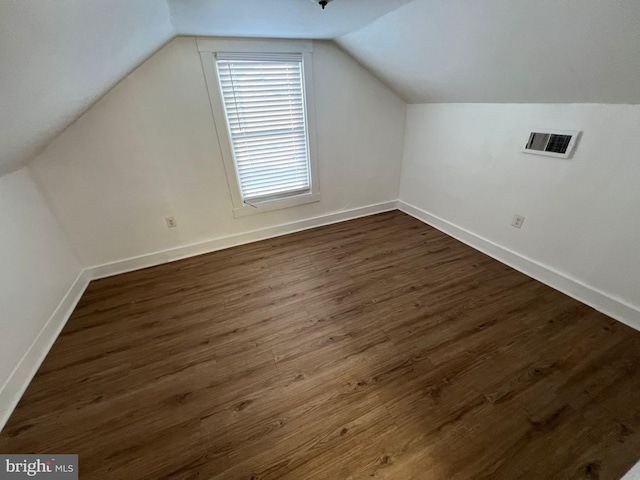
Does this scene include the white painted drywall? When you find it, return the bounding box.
[5,0,640,180]
[0,168,82,391]
[168,0,414,39]
[29,37,406,267]
[0,0,174,175]
[337,0,640,103]
[622,460,640,480]
[400,103,640,313]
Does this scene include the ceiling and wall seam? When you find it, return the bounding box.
[329,40,406,103]
[1,0,415,177]
[3,0,640,178]
[0,0,176,177]
[337,0,640,104]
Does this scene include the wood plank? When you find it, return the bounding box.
[2,210,640,479]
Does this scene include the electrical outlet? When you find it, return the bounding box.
[165,217,177,228]
[512,215,525,229]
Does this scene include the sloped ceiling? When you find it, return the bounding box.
[337,0,640,104]
[0,0,411,175]
[0,0,174,176]
[168,0,415,39]
[2,0,640,175]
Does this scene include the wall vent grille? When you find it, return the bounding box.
[523,129,580,159]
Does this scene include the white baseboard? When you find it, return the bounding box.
[0,201,398,432]
[88,201,399,280]
[0,270,91,432]
[398,201,640,332]
[6,199,636,436]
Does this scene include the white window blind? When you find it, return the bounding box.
[215,53,311,202]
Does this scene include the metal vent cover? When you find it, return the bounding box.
[523,129,580,159]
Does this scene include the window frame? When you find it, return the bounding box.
[199,38,320,217]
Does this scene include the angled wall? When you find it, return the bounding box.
[399,103,640,327]
[337,0,640,104]
[0,168,84,428]
[0,0,174,175]
[29,37,406,269]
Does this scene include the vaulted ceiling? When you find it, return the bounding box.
[2,0,639,175]
[337,0,640,104]
[168,0,415,39]
[0,0,174,176]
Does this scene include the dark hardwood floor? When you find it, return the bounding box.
[2,210,640,479]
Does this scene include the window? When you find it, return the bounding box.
[199,39,319,217]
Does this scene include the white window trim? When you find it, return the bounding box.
[199,38,320,218]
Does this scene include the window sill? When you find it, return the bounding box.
[232,192,321,218]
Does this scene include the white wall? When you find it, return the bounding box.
[29,37,406,267]
[0,0,174,175]
[400,103,640,320]
[0,168,82,399]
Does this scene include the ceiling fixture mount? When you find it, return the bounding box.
[308,0,332,10]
